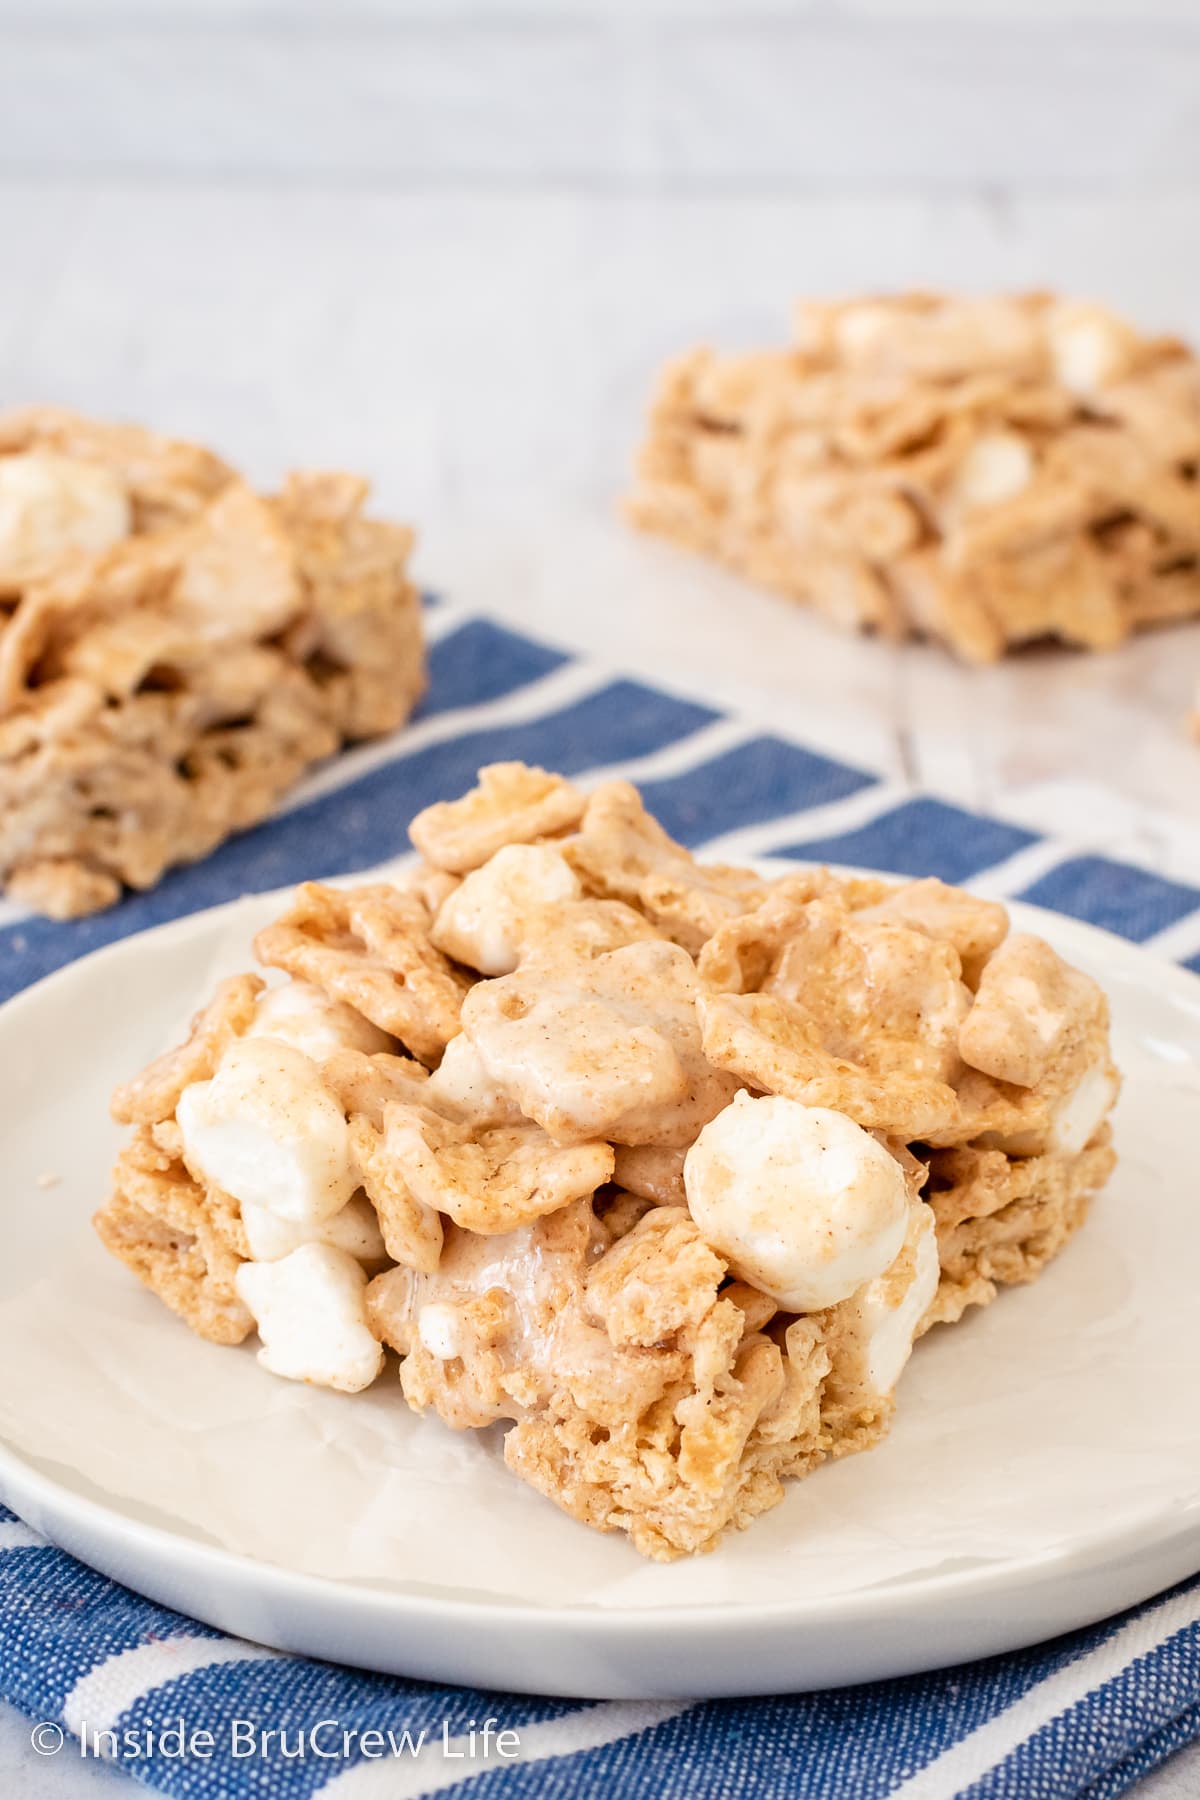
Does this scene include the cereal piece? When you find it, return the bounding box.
[684,1092,910,1311]
[958,931,1106,1088]
[110,973,264,1126]
[236,1243,384,1393]
[410,763,585,874]
[462,938,738,1146]
[423,1031,525,1127]
[628,293,1200,661]
[379,1101,615,1234]
[697,989,959,1139]
[610,1144,687,1207]
[849,876,1008,981]
[347,1113,443,1273]
[317,1047,430,1127]
[0,450,131,588]
[584,1206,726,1347]
[6,857,122,920]
[93,1128,252,1345]
[921,1133,1115,1328]
[254,882,468,1066]
[763,897,972,1085]
[563,780,766,952]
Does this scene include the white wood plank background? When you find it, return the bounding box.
[0,7,1198,1792]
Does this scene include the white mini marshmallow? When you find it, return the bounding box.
[247,979,393,1063]
[835,1200,940,1397]
[956,432,1033,509]
[235,1243,384,1393]
[1048,303,1134,396]
[1047,1060,1119,1157]
[0,450,131,585]
[991,1056,1119,1159]
[239,1192,386,1265]
[431,844,580,975]
[177,1037,356,1224]
[417,1302,462,1361]
[684,1092,910,1312]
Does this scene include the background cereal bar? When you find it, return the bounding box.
[627,293,1200,663]
[0,409,425,918]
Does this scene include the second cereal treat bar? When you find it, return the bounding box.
[627,291,1200,662]
[0,408,425,918]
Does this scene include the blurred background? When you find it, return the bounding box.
[1,0,1197,850]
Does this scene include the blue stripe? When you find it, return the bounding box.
[967,1602,1200,1800]
[0,1550,224,1716]
[638,736,876,849]
[0,677,718,1003]
[1018,855,1200,944]
[417,619,569,719]
[1076,1703,1200,1800]
[469,1623,1125,1800]
[110,1663,572,1799]
[775,797,1038,885]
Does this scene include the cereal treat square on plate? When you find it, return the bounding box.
[0,408,425,917]
[97,765,1119,1560]
[627,292,1200,662]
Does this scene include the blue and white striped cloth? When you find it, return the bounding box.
[1,604,1199,1798]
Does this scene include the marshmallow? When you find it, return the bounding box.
[989,1056,1119,1159]
[235,1243,384,1392]
[0,450,131,586]
[177,1037,356,1224]
[1046,1060,1119,1156]
[833,1201,939,1397]
[417,1301,462,1361]
[955,432,1033,509]
[1048,303,1135,396]
[431,844,581,975]
[239,1192,386,1265]
[684,1092,909,1312]
[247,979,393,1063]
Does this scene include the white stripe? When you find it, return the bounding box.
[0,1520,45,1551]
[276,658,610,815]
[1142,911,1200,963]
[61,1636,280,1741]
[965,836,1081,902]
[577,715,757,792]
[417,600,471,646]
[699,779,908,865]
[0,894,31,930]
[325,1699,694,1797]
[891,1583,1200,1800]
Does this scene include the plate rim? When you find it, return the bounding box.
[1,864,1199,1651]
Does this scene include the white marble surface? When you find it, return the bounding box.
[2,5,1199,1792]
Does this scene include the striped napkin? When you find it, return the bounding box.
[1,603,1198,1799]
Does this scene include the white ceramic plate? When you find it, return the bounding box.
[1,872,1198,1700]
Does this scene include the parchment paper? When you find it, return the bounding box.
[0,881,1196,1611]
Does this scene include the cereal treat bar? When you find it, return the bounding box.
[97,764,1119,1559]
[627,292,1200,662]
[0,408,424,918]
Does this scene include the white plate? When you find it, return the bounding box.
[1,873,1198,1700]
